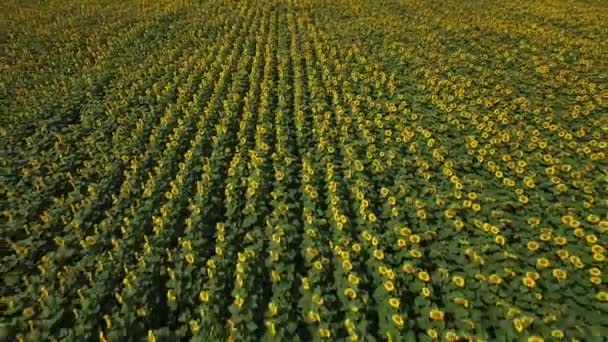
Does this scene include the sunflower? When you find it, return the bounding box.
[591,244,604,254]
[314,260,324,270]
[190,320,200,333]
[586,234,598,244]
[307,310,320,322]
[553,236,568,246]
[513,318,524,332]
[410,249,422,258]
[587,214,600,223]
[268,302,278,316]
[536,257,550,268]
[444,331,459,342]
[384,281,395,292]
[234,296,244,308]
[418,271,430,282]
[402,263,415,274]
[495,235,506,246]
[400,227,412,236]
[552,268,567,281]
[556,249,569,260]
[22,307,35,319]
[429,309,444,321]
[368,213,378,223]
[526,271,540,281]
[313,294,324,306]
[452,275,465,287]
[454,220,464,230]
[527,217,540,225]
[319,328,331,338]
[147,330,157,342]
[344,288,357,300]
[488,274,502,284]
[522,276,536,288]
[103,314,112,329]
[590,276,602,285]
[453,297,469,307]
[527,241,539,252]
[392,314,404,327]
[445,209,456,219]
[342,260,353,272]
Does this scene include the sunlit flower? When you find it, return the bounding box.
[167,290,177,302]
[319,328,331,338]
[488,274,502,284]
[384,281,395,292]
[22,307,35,319]
[513,318,524,332]
[527,241,539,252]
[552,268,568,281]
[373,249,384,260]
[189,320,200,333]
[410,249,422,258]
[429,309,444,321]
[551,329,564,338]
[452,275,465,287]
[522,276,536,288]
[536,257,550,268]
[342,259,353,272]
[344,287,357,300]
[392,314,404,327]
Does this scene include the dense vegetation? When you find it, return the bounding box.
[2,0,607,340]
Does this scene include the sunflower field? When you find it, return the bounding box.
[2,0,607,340]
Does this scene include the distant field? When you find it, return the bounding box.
[2,0,607,340]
